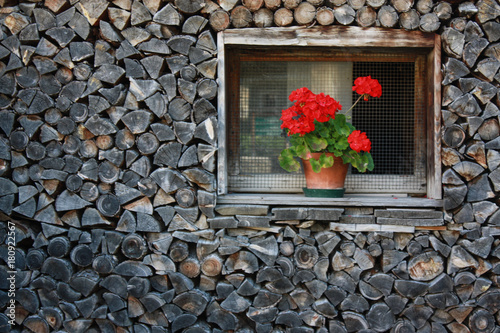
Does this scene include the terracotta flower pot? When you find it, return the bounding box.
[302,153,349,197]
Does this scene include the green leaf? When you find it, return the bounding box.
[334,136,349,151]
[279,149,301,172]
[295,144,309,159]
[346,150,357,160]
[318,125,330,138]
[351,153,370,172]
[333,150,343,157]
[366,153,374,171]
[309,158,321,173]
[319,153,334,168]
[290,135,304,147]
[307,153,334,173]
[333,114,351,136]
[305,134,328,152]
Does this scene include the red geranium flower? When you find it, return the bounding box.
[289,87,315,103]
[348,130,371,153]
[280,88,341,136]
[279,78,379,174]
[352,76,382,101]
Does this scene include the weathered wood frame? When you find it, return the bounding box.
[217,26,442,200]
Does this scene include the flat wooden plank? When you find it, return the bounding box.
[220,26,437,48]
[330,223,415,233]
[218,194,443,207]
[427,33,442,199]
[375,209,443,218]
[217,31,227,195]
[243,226,282,233]
[380,225,415,233]
[415,226,447,231]
[330,223,357,232]
[377,217,444,226]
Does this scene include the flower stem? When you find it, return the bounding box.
[344,94,365,118]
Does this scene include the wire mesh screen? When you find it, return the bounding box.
[227,57,427,194]
[349,62,426,192]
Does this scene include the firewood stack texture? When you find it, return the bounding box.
[0,0,499,332]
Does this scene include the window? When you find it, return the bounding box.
[217,27,441,199]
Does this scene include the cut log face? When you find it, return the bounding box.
[294,244,319,269]
[122,233,148,259]
[47,236,70,258]
[201,253,223,276]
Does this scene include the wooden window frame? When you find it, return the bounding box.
[217,26,442,199]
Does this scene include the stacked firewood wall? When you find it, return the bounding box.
[0,0,499,332]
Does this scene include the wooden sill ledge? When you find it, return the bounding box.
[217,193,443,208]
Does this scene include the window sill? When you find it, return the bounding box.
[217,193,443,208]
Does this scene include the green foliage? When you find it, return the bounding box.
[332,114,351,136]
[305,134,328,152]
[332,136,349,152]
[304,153,335,173]
[279,83,380,174]
[343,151,375,173]
[279,117,374,173]
[279,149,301,172]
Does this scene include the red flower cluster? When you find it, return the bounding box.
[352,76,382,101]
[280,87,342,136]
[348,130,371,153]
